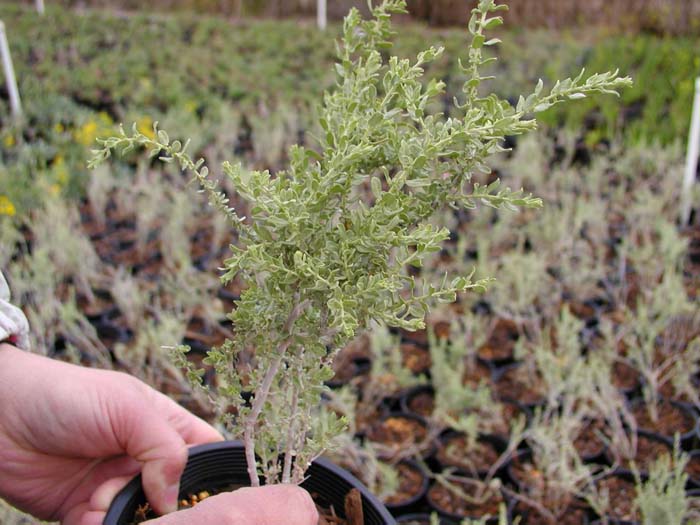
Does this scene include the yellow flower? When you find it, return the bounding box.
[74,120,99,146]
[53,123,65,134]
[0,195,16,216]
[49,184,61,196]
[98,111,113,125]
[3,134,15,148]
[136,116,156,140]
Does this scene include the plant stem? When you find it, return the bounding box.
[282,377,301,483]
[244,351,285,486]
[243,293,309,486]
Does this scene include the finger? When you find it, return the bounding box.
[239,485,319,525]
[56,456,140,522]
[79,510,106,525]
[152,390,224,445]
[90,475,135,513]
[142,485,318,525]
[61,502,90,525]
[63,473,135,525]
[112,397,188,516]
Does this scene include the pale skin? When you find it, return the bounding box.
[0,344,318,525]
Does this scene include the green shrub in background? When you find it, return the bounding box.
[538,35,700,146]
[11,0,700,35]
[0,1,696,218]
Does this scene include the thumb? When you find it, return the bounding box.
[115,396,188,516]
[144,485,319,525]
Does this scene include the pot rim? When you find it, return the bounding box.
[105,440,396,525]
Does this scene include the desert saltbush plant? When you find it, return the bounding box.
[428,316,497,439]
[634,441,694,525]
[620,268,700,418]
[90,0,630,485]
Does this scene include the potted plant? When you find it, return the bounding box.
[90,0,630,522]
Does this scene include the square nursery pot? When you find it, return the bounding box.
[104,440,396,525]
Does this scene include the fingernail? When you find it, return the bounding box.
[163,483,180,514]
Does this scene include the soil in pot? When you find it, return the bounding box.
[631,399,696,443]
[507,454,544,497]
[400,385,435,418]
[400,343,431,376]
[685,450,700,487]
[461,360,493,389]
[383,461,429,514]
[399,328,429,347]
[611,361,641,397]
[328,335,372,387]
[511,500,592,525]
[490,400,529,440]
[574,419,607,463]
[399,320,451,348]
[435,433,503,477]
[426,477,504,523]
[492,363,546,407]
[605,434,671,474]
[593,474,640,523]
[365,413,431,461]
[477,318,519,366]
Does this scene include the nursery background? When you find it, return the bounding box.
[1,0,699,523]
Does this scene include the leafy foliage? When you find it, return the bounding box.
[90,0,629,484]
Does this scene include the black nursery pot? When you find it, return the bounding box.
[104,441,397,525]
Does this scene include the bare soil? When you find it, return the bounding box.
[436,434,500,475]
[595,476,640,522]
[632,400,695,437]
[365,415,429,459]
[406,391,435,418]
[385,462,427,506]
[427,479,503,520]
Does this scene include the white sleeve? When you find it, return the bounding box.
[0,271,30,350]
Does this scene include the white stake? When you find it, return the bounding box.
[682,77,700,225]
[0,21,22,119]
[36,0,45,16]
[317,0,327,30]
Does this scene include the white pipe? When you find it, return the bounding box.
[317,0,327,30]
[682,77,700,225]
[36,0,45,15]
[0,21,21,119]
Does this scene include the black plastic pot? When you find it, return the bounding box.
[589,470,641,525]
[104,441,396,525]
[425,474,507,524]
[326,357,372,389]
[685,450,700,488]
[395,513,458,525]
[434,431,508,478]
[383,460,430,515]
[365,412,436,460]
[603,432,670,477]
[399,385,435,418]
[395,513,433,525]
[628,398,698,449]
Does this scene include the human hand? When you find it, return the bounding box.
[0,344,222,525]
[142,485,319,525]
